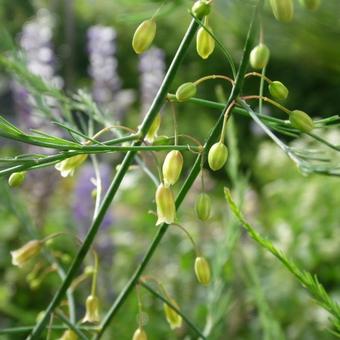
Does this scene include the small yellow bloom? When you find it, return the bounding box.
[11,240,42,268]
[59,329,78,340]
[55,154,87,177]
[132,327,148,340]
[195,256,211,285]
[82,295,100,323]
[155,184,176,225]
[163,298,182,330]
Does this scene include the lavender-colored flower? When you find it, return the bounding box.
[87,25,134,119]
[12,8,63,131]
[139,47,165,115]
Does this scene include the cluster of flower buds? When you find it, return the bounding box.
[250,44,270,70]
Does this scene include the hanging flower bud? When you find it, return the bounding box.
[175,82,197,102]
[192,0,211,19]
[132,327,148,340]
[195,193,211,221]
[269,0,294,22]
[299,0,320,11]
[82,295,100,323]
[59,329,78,340]
[196,25,215,60]
[155,184,176,225]
[11,240,42,268]
[208,142,228,171]
[194,256,211,285]
[289,110,314,133]
[268,81,289,100]
[132,19,156,54]
[162,150,183,186]
[249,44,270,70]
[163,299,182,330]
[8,171,26,187]
[145,114,161,143]
[55,154,87,177]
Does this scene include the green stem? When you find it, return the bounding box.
[55,310,89,340]
[95,3,261,339]
[0,145,200,177]
[28,17,201,340]
[141,282,206,339]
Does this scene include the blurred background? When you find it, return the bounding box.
[0,0,339,339]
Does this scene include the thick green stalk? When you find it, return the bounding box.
[96,4,260,338]
[27,18,200,340]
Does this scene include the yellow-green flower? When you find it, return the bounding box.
[59,329,78,340]
[11,240,42,268]
[82,295,100,323]
[155,184,176,225]
[55,154,87,177]
[194,256,211,285]
[163,299,182,330]
[132,328,148,340]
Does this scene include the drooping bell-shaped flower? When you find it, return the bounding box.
[194,256,211,285]
[82,295,100,323]
[155,184,176,225]
[11,240,42,268]
[163,298,182,330]
[55,154,88,177]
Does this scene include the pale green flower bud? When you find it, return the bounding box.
[192,0,211,19]
[194,256,211,285]
[82,295,100,323]
[208,142,228,171]
[155,184,176,225]
[250,44,270,70]
[175,82,197,102]
[132,19,156,54]
[196,26,215,60]
[163,299,182,330]
[162,150,183,186]
[270,0,294,22]
[11,240,42,268]
[132,328,148,340]
[59,329,78,340]
[268,81,289,100]
[195,193,211,221]
[289,110,314,133]
[55,154,87,177]
[8,171,26,187]
[145,114,161,143]
[299,0,320,11]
